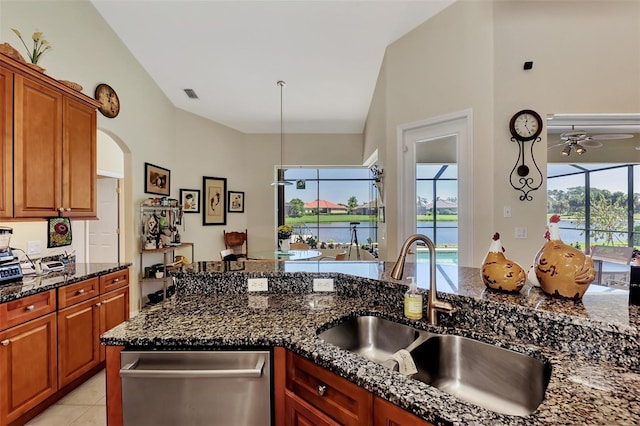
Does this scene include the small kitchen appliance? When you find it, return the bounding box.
[0,227,23,284]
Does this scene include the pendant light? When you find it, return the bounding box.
[271,80,293,186]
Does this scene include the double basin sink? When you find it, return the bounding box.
[317,315,551,417]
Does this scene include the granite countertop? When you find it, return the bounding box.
[101,261,640,425]
[0,262,132,303]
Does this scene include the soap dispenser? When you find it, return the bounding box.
[404,277,423,320]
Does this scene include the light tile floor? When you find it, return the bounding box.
[26,370,106,426]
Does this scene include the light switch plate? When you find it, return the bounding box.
[313,278,334,292]
[515,227,528,239]
[248,278,268,292]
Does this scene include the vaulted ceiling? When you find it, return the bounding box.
[91,0,456,134]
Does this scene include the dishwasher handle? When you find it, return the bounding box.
[120,356,266,379]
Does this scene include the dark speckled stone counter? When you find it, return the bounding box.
[101,261,640,425]
[0,262,132,303]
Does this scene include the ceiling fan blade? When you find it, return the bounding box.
[578,140,603,148]
[587,133,634,140]
[560,130,588,141]
[547,142,567,150]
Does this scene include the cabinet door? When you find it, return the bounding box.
[284,390,340,426]
[13,74,63,217]
[0,312,57,425]
[373,396,434,426]
[63,97,96,217]
[57,297,100,388]
[0,66,12,218]
[286,351,372,426]
[99,286,129,362]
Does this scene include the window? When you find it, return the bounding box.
[547,163,636,251]
[415,164,458,264]
[279,168,378,250]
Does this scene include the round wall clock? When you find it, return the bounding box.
[94,83,120,118]
[509,109,542,141]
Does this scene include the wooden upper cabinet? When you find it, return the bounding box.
[0,68,12,219]
[63,97,97,217]
[13,74,63,218]
[1,54,99,219]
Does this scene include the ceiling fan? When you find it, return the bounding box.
[548,127,634,156]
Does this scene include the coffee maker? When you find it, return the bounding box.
[0,227,23,284]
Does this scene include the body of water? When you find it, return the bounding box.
[299,219,634,249]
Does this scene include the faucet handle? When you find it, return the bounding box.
[433,299,457,315]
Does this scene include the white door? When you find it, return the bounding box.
[399,110,473,266]
[88,177,120,263]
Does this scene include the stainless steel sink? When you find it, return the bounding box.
[410,335,551,416]
[317,315,426,364]
[318,316,551,417]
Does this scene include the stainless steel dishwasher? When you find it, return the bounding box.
[120,350,271,426]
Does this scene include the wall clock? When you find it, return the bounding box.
[508,109,544,201]
[94,83,120,118]
[509,109,542,141]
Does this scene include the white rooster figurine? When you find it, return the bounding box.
[481,232,526,293]
[532,214,595,300]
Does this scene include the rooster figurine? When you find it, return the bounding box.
[481,232,526,293]
[532,214,595,300]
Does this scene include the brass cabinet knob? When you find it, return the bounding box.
[26,305,35,311]
[317,384,327,396]
[1,339,9,346]
[77,289,85,295]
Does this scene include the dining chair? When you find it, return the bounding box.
[334,251,348,260]
[290,243,309,250]
[223,229,248,258]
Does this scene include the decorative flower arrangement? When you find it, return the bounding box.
[11,28,51,64]
[277,225,294,240]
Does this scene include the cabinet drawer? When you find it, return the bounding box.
[0,289,56,331]
[286,351,372,426]
[99,269,129,294]
[58,277,99,309]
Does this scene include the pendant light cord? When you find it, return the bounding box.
[278,80,285,175]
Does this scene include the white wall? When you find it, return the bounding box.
[365,0,640,267]
[365,0,495,264]
[0,0,364,308]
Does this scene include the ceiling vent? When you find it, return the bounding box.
[183,89,199,99]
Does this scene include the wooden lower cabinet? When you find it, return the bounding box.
[0,312,57,425]
[284,389,340,426]
[373,396,434,426]
[57,297,101,388]
[99,285,129,361]
[277,348,433,426]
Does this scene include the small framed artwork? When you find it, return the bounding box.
[228,191,245,213]
[47,218,72,248]
[203,176,227,226]
[180,189,200,213]
[378,206,385,223]
[144,162,170,196]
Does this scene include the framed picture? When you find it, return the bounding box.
[180,189,200,213]
[144,162,170,196]
[202,176,227,225]
[228,191,245,213]
[47,218,72,248]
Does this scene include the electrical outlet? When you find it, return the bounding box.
[247,278,268,292]
[27,240,41,255]
[313,278,334,292]
[515,227,528,239]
